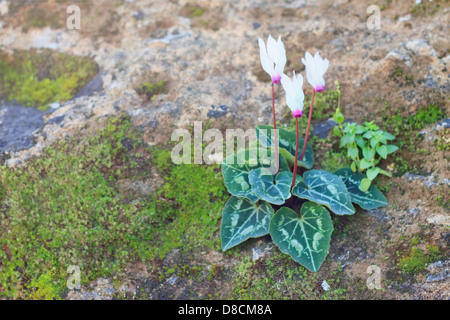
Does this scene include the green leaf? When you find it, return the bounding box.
[249,169,293,205]
[386,145,398,154]
[376,145,388,159]
[221,196,274,251]
[292,170,355,215]
[360,178,371,192]
[378,169,392,178]
[222,148,289,202]
[355,136,365,149]
[255,125,314,169]
[360,158,373,170]
[366,167,381,180]
[362,147,375,161]
[269,204,333,272]
[340,134,354,148]
[333,126,342,138]
[334,168,388,210]
[350,162,357,172]
[348,147,359,160]
[383,132,396,140]
[363,131,374,139]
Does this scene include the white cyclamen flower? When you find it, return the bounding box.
[258,35,286,84]
[301,51,329,92]
[281,71,305,118]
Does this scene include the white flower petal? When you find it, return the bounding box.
[267,35,279,63]
[302,51,329,90]
[258,37,274,76]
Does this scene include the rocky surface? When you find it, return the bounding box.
[0,0,448,300]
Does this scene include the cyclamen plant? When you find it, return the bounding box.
[220,36,390,272]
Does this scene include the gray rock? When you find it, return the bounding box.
[47,115,65,126]
[311,118,337,139]
[407,207,422,218]
[132,10,144,21]
[75,72,104,98]
[426,260,449,283]
[366,208,388,222]
[405,39,436,57]
[207,105,229,119]
[0,103,44,152]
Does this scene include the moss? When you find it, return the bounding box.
[228,250,381,300]
[0,49,99,110]
[145,156,228,259]
[136,80,167,101]
[0,114,230,298]
[320,149,350,172]
[398,245,443,275]
[189,7,206,18]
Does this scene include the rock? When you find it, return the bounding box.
[407,208,422,218]
[251,242,273,261]
[426,260,449,283]
[311,118,337,139]
[167,275,178,285]
[75,72,104,98]
[405,39,437,57]
[49,101,60,109]
[207,104,229,119]
[0,103,44,152]
[252,22,261,29]
[67,277,116,300]
[132,10,144,21]
[398,15,411,22]
[321,280,331,291]
[366,208,388,222]
[47,115,65,126]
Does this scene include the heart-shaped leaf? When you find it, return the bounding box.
[269,203,333,272]
[221,196,274,251]
[386,145,398,155]
[222,148,289,202]
[334,168,388,210]
[292,170,355,215]
[249,169,293,205]
[255,125,314,169]
[376,145,388,159]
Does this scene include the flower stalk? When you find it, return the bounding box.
[272,83,279,173]
[300,90,315,161]
[291,116,300,188]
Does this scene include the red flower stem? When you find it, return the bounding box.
[291,116,299,188]
[272,83,279,174]
[300,90,315,161]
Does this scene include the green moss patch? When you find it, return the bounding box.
[0,49,99,110]
[0,115,228,299]
[398,245,443,275]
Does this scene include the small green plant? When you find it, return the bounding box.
[136,80,166,100]
[332,85,398,192]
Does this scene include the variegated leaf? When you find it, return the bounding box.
[249,169,293,205]
[222,148,289,203]
[292,169,355,215]
[269,203,333,272]
[221,196,274,251]
[334,168,388,210]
